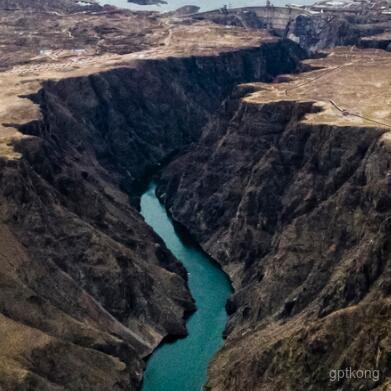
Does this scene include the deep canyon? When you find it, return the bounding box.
[0,0,390,390]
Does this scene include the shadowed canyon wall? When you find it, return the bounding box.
[157,88,391,390]
[0,41,305,390]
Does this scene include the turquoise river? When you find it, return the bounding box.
[140,181,232,391]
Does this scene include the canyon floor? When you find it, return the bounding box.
[0,0,390,390]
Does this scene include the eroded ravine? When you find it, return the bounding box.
[140,181,232,391]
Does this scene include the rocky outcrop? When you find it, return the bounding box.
[359,32,391,51]
[0,40,305,390]
[156,54,391,389]
[286,13,391,51]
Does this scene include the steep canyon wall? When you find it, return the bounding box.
[0,41,305,390]
[157,62,391,390]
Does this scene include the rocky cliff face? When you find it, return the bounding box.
[0,40,305,390]
[286,13,391,52]
[157,50,391,390]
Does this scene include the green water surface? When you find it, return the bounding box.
[140,181,232,391]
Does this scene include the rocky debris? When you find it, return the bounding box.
[156,48,391,390]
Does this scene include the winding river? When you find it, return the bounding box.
[140,181,232,391]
